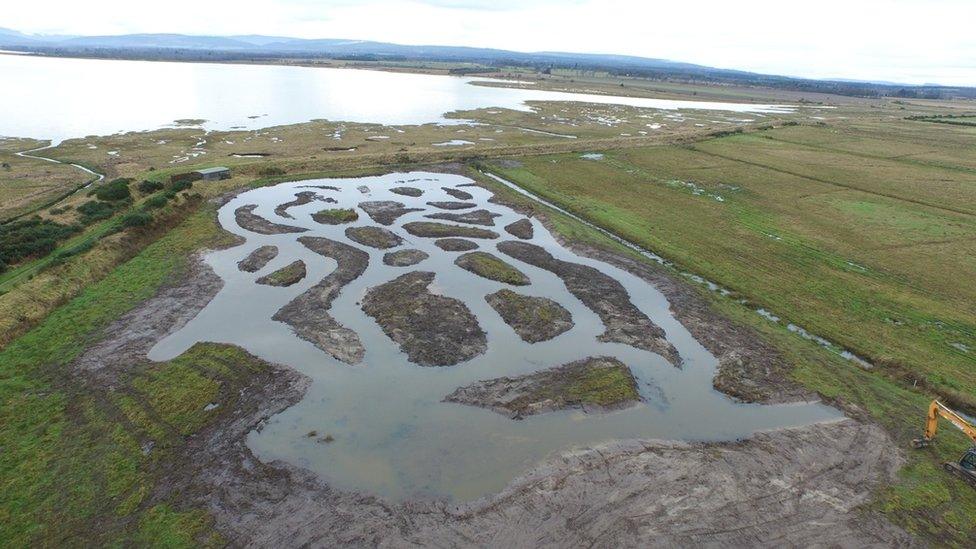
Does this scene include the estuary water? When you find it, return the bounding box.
[0,54,792,143]
[149,172,839,501]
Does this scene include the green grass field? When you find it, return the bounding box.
[485,122,976,410]
[0,204,272,546]
[0,139,93,223]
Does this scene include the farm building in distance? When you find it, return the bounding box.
[194,166,231,181]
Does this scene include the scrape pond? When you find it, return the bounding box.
[150,172,838,501]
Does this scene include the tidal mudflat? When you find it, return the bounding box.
[150,171,838,501]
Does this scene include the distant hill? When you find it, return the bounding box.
[1,29,973,98]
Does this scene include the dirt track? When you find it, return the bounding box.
[68,182,917,546]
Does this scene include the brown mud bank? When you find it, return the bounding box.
[426,208,500,226]
[361,271,487,366]
[486,288,573,343]
[237,245,278,272]
[234,204,308,235]
[272,237,368,364]
[499,240,680,366]
[358,200,422,225]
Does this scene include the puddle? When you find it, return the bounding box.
[150,172,838,502]
[432,140,475,147]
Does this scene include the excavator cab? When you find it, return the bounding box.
[960,447,976,472]
[914,401,976,488]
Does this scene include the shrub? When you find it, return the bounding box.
[0,217,82,270]
[138,180,164,194]
[169,179,193,193]
[120,211,153,228]
[77,200,118,223]
[91,178,133,201]
[142,194,169,210]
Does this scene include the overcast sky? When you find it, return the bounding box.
[5,0,974,86]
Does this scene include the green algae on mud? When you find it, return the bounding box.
[256,260,306,287]
[311,207,359,225]
[444,356,640,417]
[403,221,498,239]
[455,251,530,285]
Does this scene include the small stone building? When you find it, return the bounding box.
[194,167,231,181]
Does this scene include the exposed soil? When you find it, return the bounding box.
[435,238,479,252]
[403,221,498,239]
[383,249,429,267]
[358,200,423,225]
[455,251,530,286]
[271,237,368,364]
[361,271,487,366]
[425,209,500,226]
[486,289,573,343]
[311,208,358,225]
[256,260,306,287]
[445,356,638,418]
[72,253,226,386]
[504,218,534,240]
[273,191,320,219]
[499,241,680,366]
[344,226,403,249]
[390,186,423,197]
[442,186,474,200]
[234,204,308,235]
[427,201,476,210]
[237,245,278,273]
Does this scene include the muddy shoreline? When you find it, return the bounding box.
[66,174,915,546]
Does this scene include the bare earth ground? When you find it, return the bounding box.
[69,186,917,546]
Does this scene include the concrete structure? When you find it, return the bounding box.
[194,166,231,181]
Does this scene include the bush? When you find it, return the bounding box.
[138,180,164,194]
[169,179,193,193]
[0,217,82,270]
[142,194,169,210]
[77,200,118,223]
[120,211,153,228]
[90,178,133,201]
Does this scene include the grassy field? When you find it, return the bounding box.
[0,204,271,545]
[484,121,976,408]
[0,138,93,223]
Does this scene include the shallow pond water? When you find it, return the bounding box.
[0,54,793,143]
[149,171,839,501]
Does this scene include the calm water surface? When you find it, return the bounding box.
[150,172,839,501]
[0,54,793,143]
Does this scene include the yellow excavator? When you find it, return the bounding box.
[912,400,976,487]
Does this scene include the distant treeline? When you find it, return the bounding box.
[12,44,976,100]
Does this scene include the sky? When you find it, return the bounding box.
[4,0,974,86]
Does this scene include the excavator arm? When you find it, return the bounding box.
[914,400,976,488]
[922,400,976,444]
